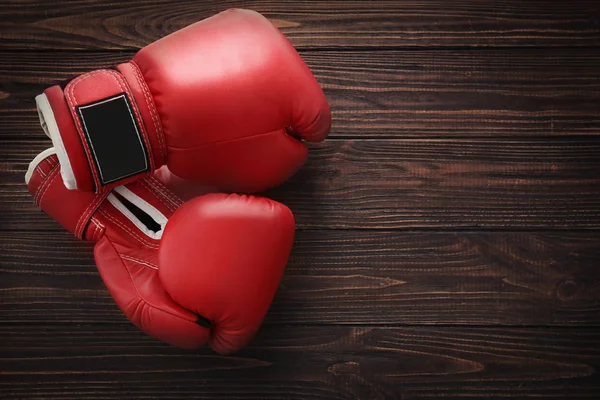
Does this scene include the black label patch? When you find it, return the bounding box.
[76,93,149,186]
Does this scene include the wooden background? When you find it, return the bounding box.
[1,1,600,399]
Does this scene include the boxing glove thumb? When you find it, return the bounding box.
[159,194,295,354]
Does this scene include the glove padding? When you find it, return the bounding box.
[36,8,330,194]
[26,148,295,353]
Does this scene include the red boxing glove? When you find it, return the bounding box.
[26,148,295,353]
[35,8,331,194]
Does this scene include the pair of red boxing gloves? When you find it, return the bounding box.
[26,9,331,354]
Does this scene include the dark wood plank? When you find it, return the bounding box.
[1,0,599,50]
[3,139,600,230]
[1,230,599,326]
[3,49,600,139]
[1,325,599,399]
[1,2,598,398]
[272,139,600,229]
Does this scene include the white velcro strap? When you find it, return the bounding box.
[35,93,77,190]
[107,186,168,240]
[25,147,57,184]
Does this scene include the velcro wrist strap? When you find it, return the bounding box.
[64,70,153,192]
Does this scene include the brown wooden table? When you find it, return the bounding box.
[1,1,600,399]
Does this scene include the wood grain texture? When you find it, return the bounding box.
[3,139,600,230]
[0,0,599,50]
[2,1,600,398]
[2,48,600,139]
[1,325,599,399]
[1,230,599,326]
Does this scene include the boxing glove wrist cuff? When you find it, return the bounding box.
[37,66,166,193]
[25,147,109,238]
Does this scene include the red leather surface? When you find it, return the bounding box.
[27,151,295,353]
[94,237,209,349]
[159,194,295,354]
[134,8,330,193]
[117,62,167,169]
[167,127,308,193]
[27,153,103,238]
[42,8,330,194]
[43,85,95,192]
